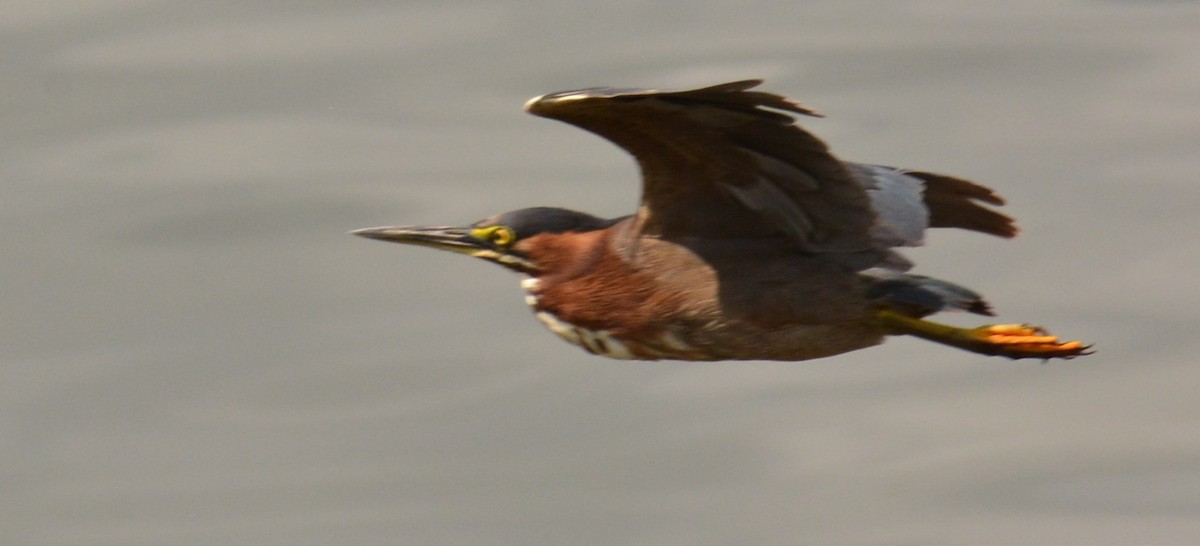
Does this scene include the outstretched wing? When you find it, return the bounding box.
[524,80,877,253]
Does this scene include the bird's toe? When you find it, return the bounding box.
[969,324,1092,359]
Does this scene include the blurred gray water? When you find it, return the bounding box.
[4,1,1200,544]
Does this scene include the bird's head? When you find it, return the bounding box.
[353,207,622,275]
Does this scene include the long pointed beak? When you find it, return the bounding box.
[351,226,486,255]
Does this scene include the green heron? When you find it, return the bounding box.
[355,80,1089,361]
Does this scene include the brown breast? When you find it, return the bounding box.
[517,228,883,361]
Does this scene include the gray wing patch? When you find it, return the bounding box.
[847,163,931,248]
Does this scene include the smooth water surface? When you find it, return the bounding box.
[4,1,1200,544]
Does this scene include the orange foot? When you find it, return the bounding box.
[968,324,1092,360]
[875,310,1093,360]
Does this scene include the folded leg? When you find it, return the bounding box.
[875,309,1091,360]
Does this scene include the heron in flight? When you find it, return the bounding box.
[356,80,1089,361]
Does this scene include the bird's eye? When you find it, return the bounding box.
[491,226,516,246]
[472,226,516,247]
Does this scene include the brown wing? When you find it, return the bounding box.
[904,171,1017,238]
[524,80,877,253]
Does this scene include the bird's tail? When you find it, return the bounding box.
[863,269,993,317]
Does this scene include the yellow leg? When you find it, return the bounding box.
[875,309,1091,360]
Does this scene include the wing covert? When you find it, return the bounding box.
[525,80,876,253]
